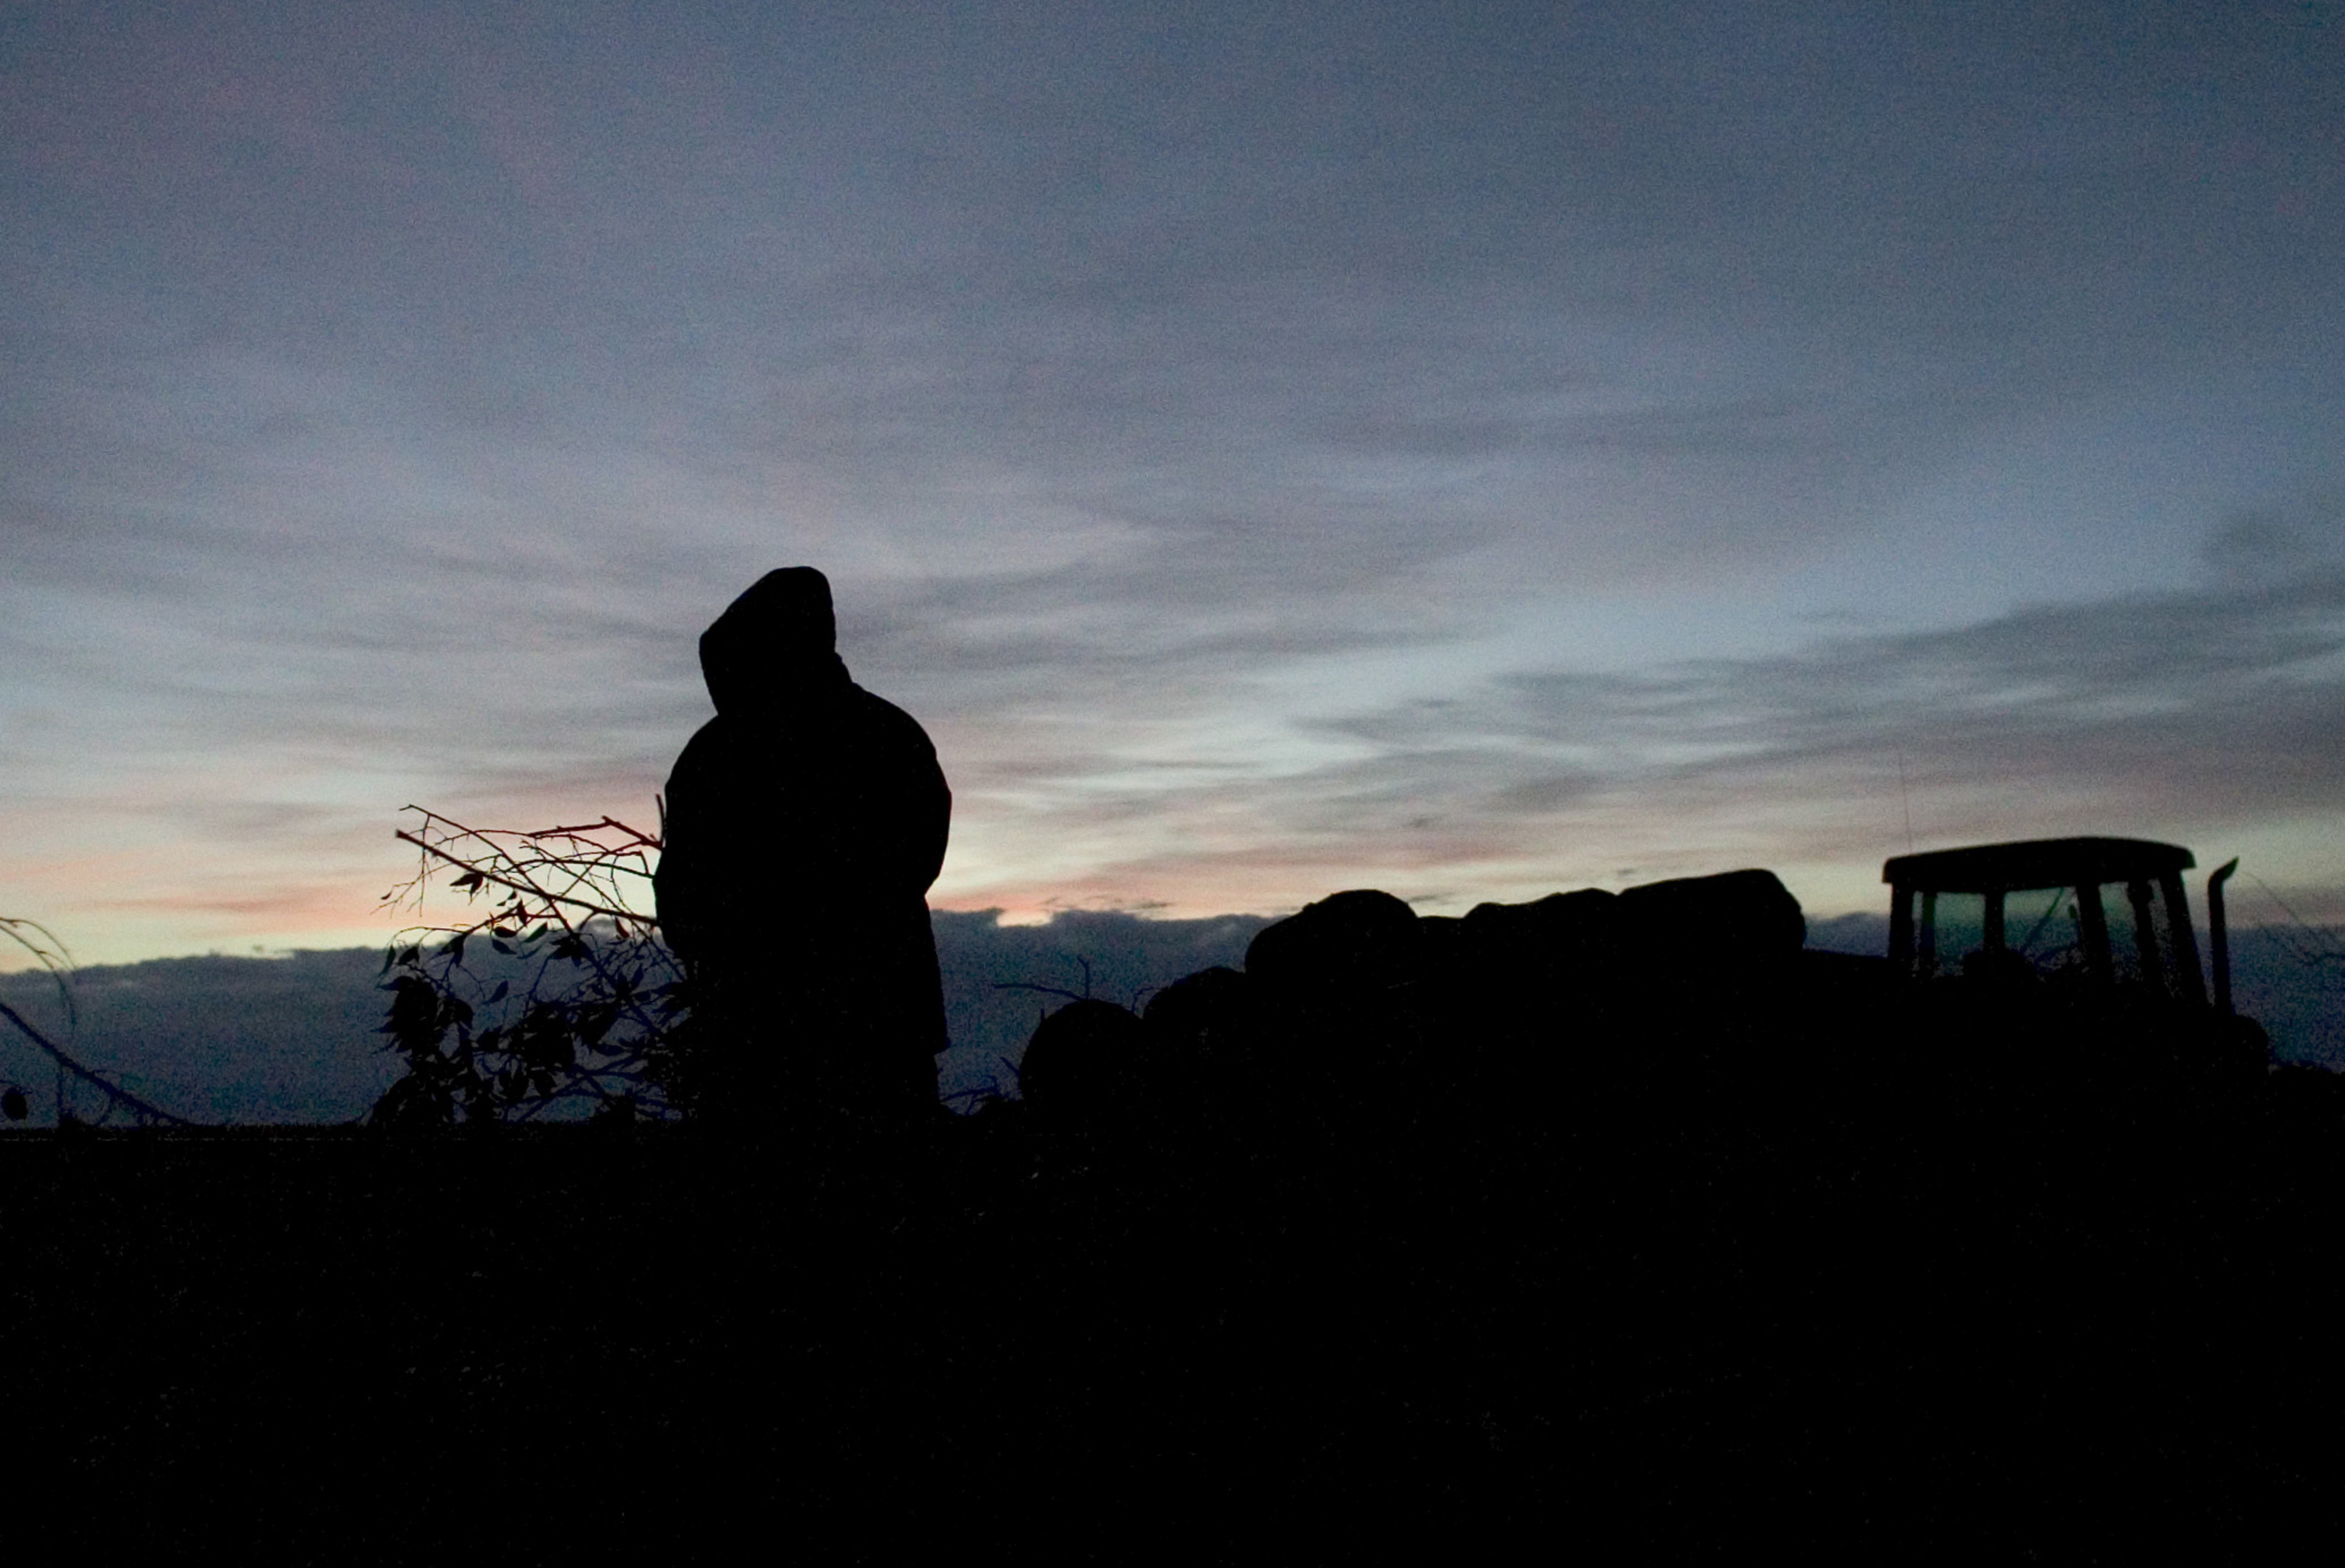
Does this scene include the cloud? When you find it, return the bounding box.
[1375,566,2344,881]
[0,947,404,1122]
[2199,495,2345,588]
[915,556,2345,918]
[5,5,2342,960]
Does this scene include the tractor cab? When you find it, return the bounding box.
[1883,837,2225,1009]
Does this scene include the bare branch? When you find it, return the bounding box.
[0,996,197,1128]
[394,830,653,928]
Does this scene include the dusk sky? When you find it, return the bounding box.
[5,2,2341,968]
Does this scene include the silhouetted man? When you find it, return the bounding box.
[655,567,951,1133]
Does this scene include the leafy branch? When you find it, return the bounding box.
[372,807,691,1128]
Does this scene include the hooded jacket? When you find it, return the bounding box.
[655,567,951,1067]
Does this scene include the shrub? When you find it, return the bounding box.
[373,807,691,1127]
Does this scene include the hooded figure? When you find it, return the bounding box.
[655,567,951,1130]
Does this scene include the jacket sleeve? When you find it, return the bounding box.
[653,724,723,965]
[893,703,951,896]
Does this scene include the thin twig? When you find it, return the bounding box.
[0,997,196,1127]
[2,916,79,1034]
[2250,874,2345,972]
[395,830,654,928]
[993,981,1090,1004]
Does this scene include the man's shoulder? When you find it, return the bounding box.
[666,692,938,779]
[666,715,733,776]
[847,686,939,756]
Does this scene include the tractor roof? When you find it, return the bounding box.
[1883,836,2195,893]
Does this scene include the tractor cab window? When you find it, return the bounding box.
[1915,890,1983,981]
[2098,877,2191,1000]
[1897,874,2203,1005]
[1912,886,2084,984]
[2000,886,2088,980]
[1885,839,2207,1009]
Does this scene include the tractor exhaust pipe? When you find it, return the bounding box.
[2207,857,2240,1016]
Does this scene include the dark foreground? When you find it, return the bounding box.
[6,993,2345,1559]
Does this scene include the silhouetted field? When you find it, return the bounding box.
[2,915,2337,1127]
[7,960,2343,1555]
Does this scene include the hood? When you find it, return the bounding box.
[699,566,851,714]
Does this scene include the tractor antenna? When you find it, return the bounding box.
[1897,750,1915,853]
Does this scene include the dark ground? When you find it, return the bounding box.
[6,970,2344,1560]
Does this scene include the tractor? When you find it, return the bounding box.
[1878,834,2264,1080]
